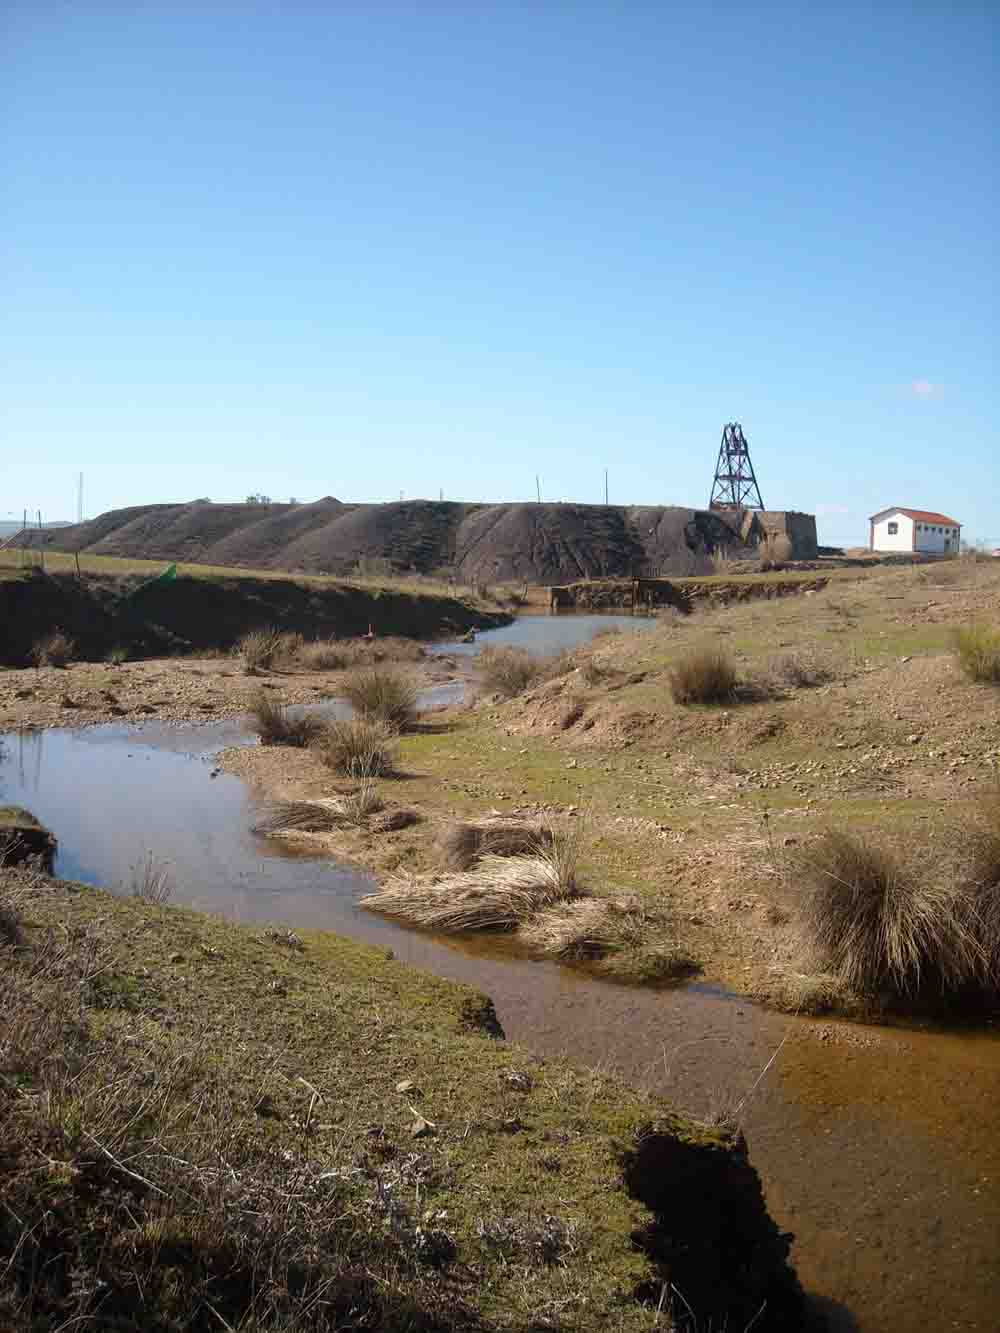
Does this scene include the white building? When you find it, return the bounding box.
[868,507,961,555]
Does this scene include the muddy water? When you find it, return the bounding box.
[2,716,998,1332]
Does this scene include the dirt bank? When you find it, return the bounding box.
[0,565,506,667]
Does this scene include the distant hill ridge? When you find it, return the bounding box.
[20,498,814,583]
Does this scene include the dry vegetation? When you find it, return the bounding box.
[953,624,1000,684]
[248,689,326,747]
[477,645,544,698]
[341,666,419,729]
[668,649,738,704]
[314,716,399,776]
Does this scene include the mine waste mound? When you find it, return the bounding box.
[20,498,782,584]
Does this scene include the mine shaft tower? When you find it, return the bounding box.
[709,422,765,511]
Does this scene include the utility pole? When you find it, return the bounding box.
[604,469,608,506]
[77,472,84,523]
[535,475,541,503]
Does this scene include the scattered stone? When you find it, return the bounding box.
[410,1116,435,1138]
[503,1070,533,1091]
[907,734,922,744]
[168,952,184,964]
[396,1079,417,1094]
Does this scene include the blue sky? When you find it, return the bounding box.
[3,3,997,546]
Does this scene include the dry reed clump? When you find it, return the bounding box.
[30,630,76,668]
[237,627,285,674]
[519,896,646,959]
[361,840,579,933]
[961,793,1000,986]
[477,646,543,698]
[953,625,1000,684]
[127,851,174,905]
[764,652,835,690]
[342,667,418,729]
[313,717,398,776]
[247,690,325,747]
[254,783,389,836]
[669,650,738,705]
[297,636,425,671]
[794,829,981,1001]
[437,820,554,872]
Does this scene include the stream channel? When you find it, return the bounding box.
[2,614,998,1332]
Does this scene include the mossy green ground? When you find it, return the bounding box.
[2,871,806,1332]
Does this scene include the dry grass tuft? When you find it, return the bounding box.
[362,836,579,933]
[437,820,553,872]
[237,626,285,674]
[313,717,398,776]
[794,830,980,1000]
[127,851,174,905]
[342,667,418,729]
[763,652,835,690]
[953,625,1000,684]
[559,695,586,729]
[962,792,1000,985]
[477,646,543,698]
[669,650,738,705]
[297,636,425,671]
[519,896,646,959]
[30,629,76,667]
[247,690,325,747]
[253,782,394,836]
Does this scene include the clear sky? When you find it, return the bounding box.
[3,3,997,546]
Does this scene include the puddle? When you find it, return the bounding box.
[433,612,656,658]
[2,712,998,1331]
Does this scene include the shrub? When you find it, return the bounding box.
[248,691,325,747]
[105,644,129,665]
[314,717,398,776]
[237,627,284,674]
[298,639,350,670]
[953,625,1000,684]
[669,650,738,705]
[795,830,979,1000]
[342,667,418,729]
[30,631,76,668]
[478,646,542,698]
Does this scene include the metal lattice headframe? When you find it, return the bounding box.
[709,422,765,511]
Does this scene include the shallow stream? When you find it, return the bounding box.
[2,617,998,1331]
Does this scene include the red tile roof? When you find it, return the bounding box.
[871,508,960,526]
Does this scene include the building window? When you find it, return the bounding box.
[888,522,898,535]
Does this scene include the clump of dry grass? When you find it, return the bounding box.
[127,851,174,905]
[297,636,425,671]
[669,650,738,705]
[247,690,325,747]
[794,829,980,1000]
[30,630,76,667]
[313,717,398,776]
[962,793,1000,986]
[764,652,835,690]
[437,820,553,872]
[362,835,579,933]
[253,781,394,836]
[559,695,585,729]
[579,658,608,686]
[342,667,418,729]
[519,896,646,959]
[953,625,1000,684]
[477,646,542,698]
[237,627,285,674]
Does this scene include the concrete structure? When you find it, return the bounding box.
[735,510,819,560]
[868,507,961,555]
